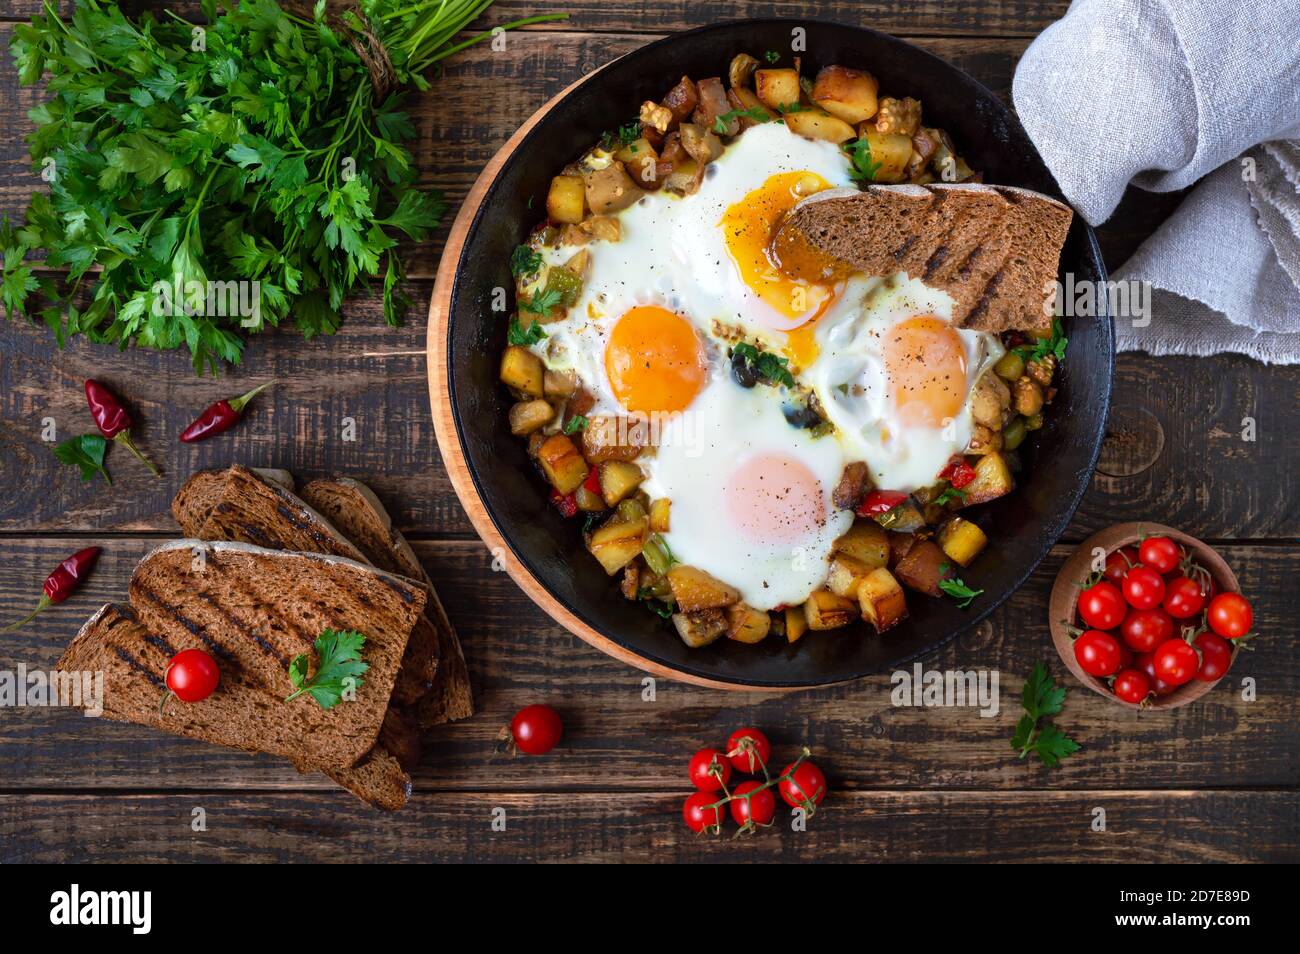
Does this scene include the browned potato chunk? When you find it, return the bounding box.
[725,603,771,644]
[804,588,857,631]
[543,369,577,399]
[784,605,808,644]
[580,416,646,463]
[679,122,723,164]
[832,461,869,510]
[673,608,727,648]
[546,174,586,224]
[754,68,801,111]
[589,516,648,575]
[663,158,702,195]
[858,567,908,633]
[726,87,777,128]
[784,108,856,144]
[667,564,740,612]
[962,451,1015,506]
[894,540,954,597]
[887,531,916,568]
[834,521,890,568]
[827,553,875,600]
[691,77,735,135]
[662,76,700,124]
[575,485,605,512]
[729,53,760,90]
[582,162,643,214]
[853,128,913,183]
[615,138,661,189]
[499,345,543,398]
[536,434,589,495]
[508,399,554,436]
[812,66,879,124]
[938,517,988,567]
[598,460,644,507]
[649,498,671,533]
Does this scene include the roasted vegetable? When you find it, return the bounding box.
[827,553,875,600]
[500,346,544,398]
[962,451,1015,506]
[812,66,879,124]
[543,369,578,399]
[615,138,660,188]
[692,77,736,136]
[649,498,671,533]
[547,174,587,224]
[725,603,771,643]
[894,540,953,597]
[663,76,700,124]
[680,122,723,164]
[726,87,777,128]
[580,415,646,463]
[673,608,727,648]
[589,516,648,575]
[938,517,988,567]
[834,520,890,568]
[971,371,1011,429]
[853,128,912,183]
[784,605,808,644]
[875,96,921,137]
[728,53,760,90]
[755,68,801,111]
[804,588,857,631]
[598,460,644,507]
[785,109,856,144]
[583,163,643,214]
[1013,376,1045,416]
[508,399,554,435]
[888,531,916,567]
[858,567,908,633]
[536,434,589,494]
[832,461,869,511]
[667,564,740,612]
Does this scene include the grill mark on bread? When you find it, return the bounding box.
[143,633,176,657]
[132,582,235,662]
[923,245,949,279]
[967,271,1006,325]
[112,647,165,689]
[196,591,289,667]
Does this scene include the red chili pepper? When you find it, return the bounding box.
[582,467,601,496]
[84,380,161,477]
[3,547,100,632]
[179,381,276,443]
[549,489,578,518]
[856,490,908,518]
[939,458,977,489]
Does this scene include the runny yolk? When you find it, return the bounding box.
[883,315,969,429]
[725,452,828,544]
[605,305,707,414]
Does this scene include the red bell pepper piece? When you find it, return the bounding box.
[939,458,977,489]
[549,489,578,518]
[180,381,276,442]
[84,380,161,477]
[582,467,601,496]
[856,490,908,518]
[3,546,101,632]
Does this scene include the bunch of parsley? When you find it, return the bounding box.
[1,0,561,372]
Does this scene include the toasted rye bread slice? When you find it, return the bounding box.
[773,183,1073,332]
[126,541,425,771]
[172,468,295,537]
[300,478,473,724]
[60,604,414,810]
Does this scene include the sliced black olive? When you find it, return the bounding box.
[783,402,822,429]
[731,350,759,388]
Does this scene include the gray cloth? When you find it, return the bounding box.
[1012,0,1300,362]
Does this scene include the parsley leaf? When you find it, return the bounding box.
[733,342,796,388]
[520,285,564,318]
[508,315,547,346]
[1015,318,1068,363]
[286,629,369,710]
[844,137,882,182]
[510,245,543,278]
[563,414,589,435]
[938,575,983,608]
[763,50,781,64]
[934,486,967,506]
[52,434,111,484]
[713,106,771,134]
[1012,662,1079,767]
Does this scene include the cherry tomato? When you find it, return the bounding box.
[510,704,563,755]
[1122,565,1166,610]
[1074,629,1123,677]
[1120,607,1174,653]
[726,727,772,774]
[1117,643,1135,669]
[730,780,776,827]
[1078,581,1126,629]
[1162,575,1207,619]
[688,748,732,792]
[1207,592,1254,639]
[1112,668,1152,705]
[1103,546,1140,585]
[779,761,827,809]
[165,649,220,703]
[1135,651,1178,696]
[1194,631,1233,682]
[682,791,724,833]
[1138,536,1182,575]
[1153,639,1199,687]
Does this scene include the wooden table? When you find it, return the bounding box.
[1,1,1297,863]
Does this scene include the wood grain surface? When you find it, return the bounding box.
[0,1,1295,863]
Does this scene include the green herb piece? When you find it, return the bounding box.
[1011,662,1080,768]
[934,486,967,506]
[563,414,589,435]
[733,342,796,388]
[808,420,835,439]
[618,121,642,145]
[519,285,564,318]
[776,102,806,114]
[52,433,111,484]
[713,106,771,134]
[508,315,547,346]
[843,137,882,182]
[763,50,781,63]
[510,245,544,278]
[938,574,983,608]
[1015,318,1069,363]
[642,533,676,576]
[636,587,676,618]
[581,511,605,534]
[286,629,369,710]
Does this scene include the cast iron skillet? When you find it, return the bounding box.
[441,19,1113,687]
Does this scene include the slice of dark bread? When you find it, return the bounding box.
[300,478,473,724]
[172,467,295,536]
[773,183,1073,332]
[127,540,425,771]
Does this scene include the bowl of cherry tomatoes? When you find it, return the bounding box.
[1049,523,1255,709]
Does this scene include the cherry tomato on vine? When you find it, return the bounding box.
[1112,668,1152,705]
[1135,651,1178,696]
[1153,639,1199,687]
[1163,575,1207,619]
[1102,546,1140,585]
[688,748,732,792]
[1074,629,1123,677]
[726,727,771,774]
[1120,607,1174,653]
[1122,566,1166,610]
[1207,592,1254,639]
[509,704,563,755]
[1194,631,1233,682]
[729,780,776,827]
[1138,536,1183,575]
[1078,581,1126,629]
[779,761,827,809]
[682,791,724,833]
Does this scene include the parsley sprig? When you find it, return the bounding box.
[52,433,111,484]
[843,137,882,182]
[1011,662,1081,768]
[1015,318,1069,363]
[937,564,983,608]
[286,628,369,710]
[732,342,795,388]
[507,315,547,346]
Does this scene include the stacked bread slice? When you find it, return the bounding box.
[57,466,472,810]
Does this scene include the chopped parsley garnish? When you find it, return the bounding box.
[732,342,795,388]
[776,101,806,115]
[934,486,967,506]
[763,50,781,63]
[713,105,771,134]
[519,284,564,318]
[510,244,543,278]
[286,629,369,710]
[508,315,547,346]
[1014,317,1068,363]
[563,414,589,434]
[843,137,881,182]
[937,564,983,608]
[636,587,676,618]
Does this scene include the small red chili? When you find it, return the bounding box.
[549,489,578,518]
[179,381,276,443]
[939,458,977,489]
[856,489,908,518]
[3,547,101,632]
[84,380,161,477]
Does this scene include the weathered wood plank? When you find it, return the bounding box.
[2,790,1294,863]
[2,537,1294,792]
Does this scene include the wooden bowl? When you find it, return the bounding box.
[428,19,1114,689]
[1049,522,1240,709]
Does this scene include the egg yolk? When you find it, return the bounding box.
[605,305,707,414]
[883,315,969,429]
[720,171,839,332]
[725,452,828,544]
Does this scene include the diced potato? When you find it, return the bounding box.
[499,345,543,398]
[812,66,879,124]
[784,605,808,644]
[832,461,869,511]
[729,53,760,90]
[580,416,646,463]
[662,76,700,123]
[575,485,605,512]
[834,521,889,568]
[582,162,643,214]
[508,399,554,436]
[858,567,908,633]
[663,158,701,195]
[875,499,927,533]
[971,371,1011,429]
[546,174,586,224]
[673,608,727,648]
[725,603,771,644]
[598,460,644,507]
[536,434,589,494]
[691,77,734,135]
[679,122,723,164]
[754,68,801,111]
[667,564,740,612]
[726,87,777,128]
[784,108,856,144]
[649,498,671,533]
[589,516,648,575]
[853,128,913,183]
[543,369,578,399]
[887,531,916,568]
[804,589,857,631]
[962,451,1015,506]
[894,540,953,597]
[827,553,875,600]
[621,563,640,600]
[938,517,988,567]
[614,137,660,188]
